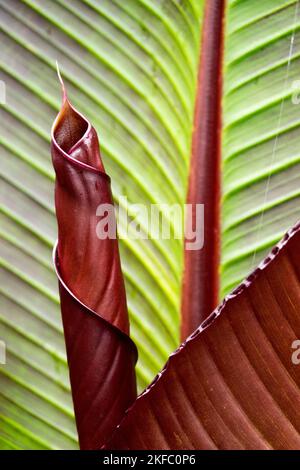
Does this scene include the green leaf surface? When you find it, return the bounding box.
[0,0,203,449]
[221,0,300,296]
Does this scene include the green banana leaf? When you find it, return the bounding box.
[1,0,300,450]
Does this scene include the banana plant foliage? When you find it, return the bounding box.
[1,0,300,450]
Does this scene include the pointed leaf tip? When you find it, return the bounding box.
[56,60,67,102]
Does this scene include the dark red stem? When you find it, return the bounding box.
[181,0,225,339]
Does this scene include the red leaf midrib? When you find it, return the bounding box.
[181,0,225,339]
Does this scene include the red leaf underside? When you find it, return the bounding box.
[108,224,300,450]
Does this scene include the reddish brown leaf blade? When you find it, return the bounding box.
[181,0,225,339]
[51,94,137,450]
[108,223,300,449]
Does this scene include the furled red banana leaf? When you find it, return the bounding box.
[108,222,300,449]
[51,84,137,450]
